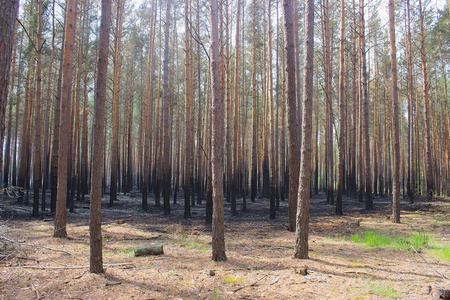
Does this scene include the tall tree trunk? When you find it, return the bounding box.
[50,26,65,212]
[162,0,171,215]
[285,0,300,232]
[389,0,401,223]
[359,0,373,210]
[419,0,433,201]
[267,0,276,219]
[0,0,19,184]
[231,0,242,217]
[210,0,226,261]
[250,0,258,204]
[323,0,334,206]
[336,0,345,216]
[405,0,414,202]
[110,0,123,205]
[90,0,112,274]
[33,0,44,217]
[42,0,57,208]
[142,0,156,210]
[12,34,24,187]
[54,0,78,238]
[184,0,192,218]
[4,26,17,188]
[294,0,314,259]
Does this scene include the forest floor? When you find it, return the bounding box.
[0,189,449,299]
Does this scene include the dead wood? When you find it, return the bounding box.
[134,244,164,256]
[411,246,450,280]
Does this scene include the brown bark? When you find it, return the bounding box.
[0,0,19,183]
[110,0,124,205]
[419,0,433,200]
[184,0,192,218]
[405,0,415,201]
[54,0,78,238]
[210,0,226,261]
[90,0,112,274]
[284,0,300,232]
[268,0,276,220]
[389,0,401,223]
[294,0,314,259]
[250,0,258,203]
[142,0,156,210]
[4,25,17,188]
[33,0,44,217]
[359,0,373,210]
[231,0,242,217]
[12,33,24,187]
[162,0,171,215]
[336,0,345,216]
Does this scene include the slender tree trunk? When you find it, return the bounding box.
[405,0,414,202]
[285,0,300,232]
[360,0,373,210]
[419,0,433,201]
[0,0,19,184]
[293,0,314,259]
[50,27,65,212]
[162,0,171,215]
[54,0,78,238]
[267,0,276,219]
[12,34,24,187]
[4,27,17,188]
[110,0,123,205]
[389,0,401,223]
[33,0,44,217]
[90,0,112,274]
[184,0,192,218]
[231,0,242,217]
[336,0,345,216]
[142,0,156,210]
[250,0,258,203]
[210,0,226,261]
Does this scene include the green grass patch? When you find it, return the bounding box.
[224,276,243,284]
[350,230,430,251]
[366,284,400,299]
[430,245,450,261]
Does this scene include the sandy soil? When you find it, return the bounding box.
[0,190,449,299]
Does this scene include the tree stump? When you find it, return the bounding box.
[134,244,164,256]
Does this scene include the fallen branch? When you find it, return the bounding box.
[411,246,450,280]
[18,262,135,270]
[0,236,74,256]
[232,274,269,293]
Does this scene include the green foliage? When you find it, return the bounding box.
[366,284,400,299]
[223,277,243,284]
[350,230,430,251]
[430,245,450,261]
[211,287,225,300]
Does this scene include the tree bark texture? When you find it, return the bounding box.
[90,0,112,274]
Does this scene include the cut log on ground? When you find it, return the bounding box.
[134,244,164,256]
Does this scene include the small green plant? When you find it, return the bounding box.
[366,284,400,299]
[430,245,450,261]
[351,230,430,251]
[117,248,133,257]
[224,276,243,284]
[211,287,224,300]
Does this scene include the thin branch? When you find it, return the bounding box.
[19,262,135,270]
[186,18,210,61]
[411,246,450,280]
[0,236,74,256]
[16,18,39,53]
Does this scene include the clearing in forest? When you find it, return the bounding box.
[0,193,449,299]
